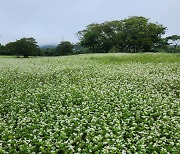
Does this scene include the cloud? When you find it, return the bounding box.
[0,0,179,45]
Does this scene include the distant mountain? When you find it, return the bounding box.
[40,45,57,49]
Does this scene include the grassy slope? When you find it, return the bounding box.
[0,53,179,153]
[89,53,180,64]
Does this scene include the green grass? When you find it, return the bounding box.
[0,53,180,153]
[89,53,180,64]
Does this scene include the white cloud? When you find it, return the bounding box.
[0,0,179,45]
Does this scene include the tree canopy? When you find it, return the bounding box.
[0,44,6,55]
[55,41,73,56]
[78,16,166,53]
[5,37,39,58]
[1,16,179,56]
[166,35,180,52]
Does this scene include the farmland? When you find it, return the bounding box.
[0,53,180,153]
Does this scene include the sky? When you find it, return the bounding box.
[0,0,179,45]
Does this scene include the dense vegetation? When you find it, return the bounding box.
[0,53,179,153]
[1,38,40,58]
[0,16,180,57]
[55,41,74,56]
[78,16,166,53]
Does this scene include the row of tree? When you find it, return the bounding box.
[0,39,75,58]
[78,16,179,53]
[0,16,180,57]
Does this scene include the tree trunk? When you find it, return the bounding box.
[174,45,177,53]
[24,55,29,58]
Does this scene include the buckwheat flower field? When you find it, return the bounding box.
[0,53,179,153]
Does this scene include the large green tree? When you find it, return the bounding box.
[15,38,39,58]
[5,37,39,58]
[122,16,166,52]
[78,16,166,53]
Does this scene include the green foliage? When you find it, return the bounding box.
[4,42,16,55]
[122,16,166,52]
[16,38,39,58]
[55,41,73,56]
[78,16,166,53]
[90,53,180,64]
[78,23,113,53]
[0,44,6,55]
[0,53,179,153]
[72,44,89,54]
[5,38,39,58]
[166,35,180,52]
[40,48,56,56]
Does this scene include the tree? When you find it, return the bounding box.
[5,42,16,55]
[55,41,73,56]
[78,23,113,53]
[101,20,127,52]
[15,38,39,58]
[5,38,39,58]
[0,44,6,55]
[122,16,166,52]
[166,35,180,52]
[78,16,166,53]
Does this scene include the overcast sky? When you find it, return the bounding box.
[0,0,179,45]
